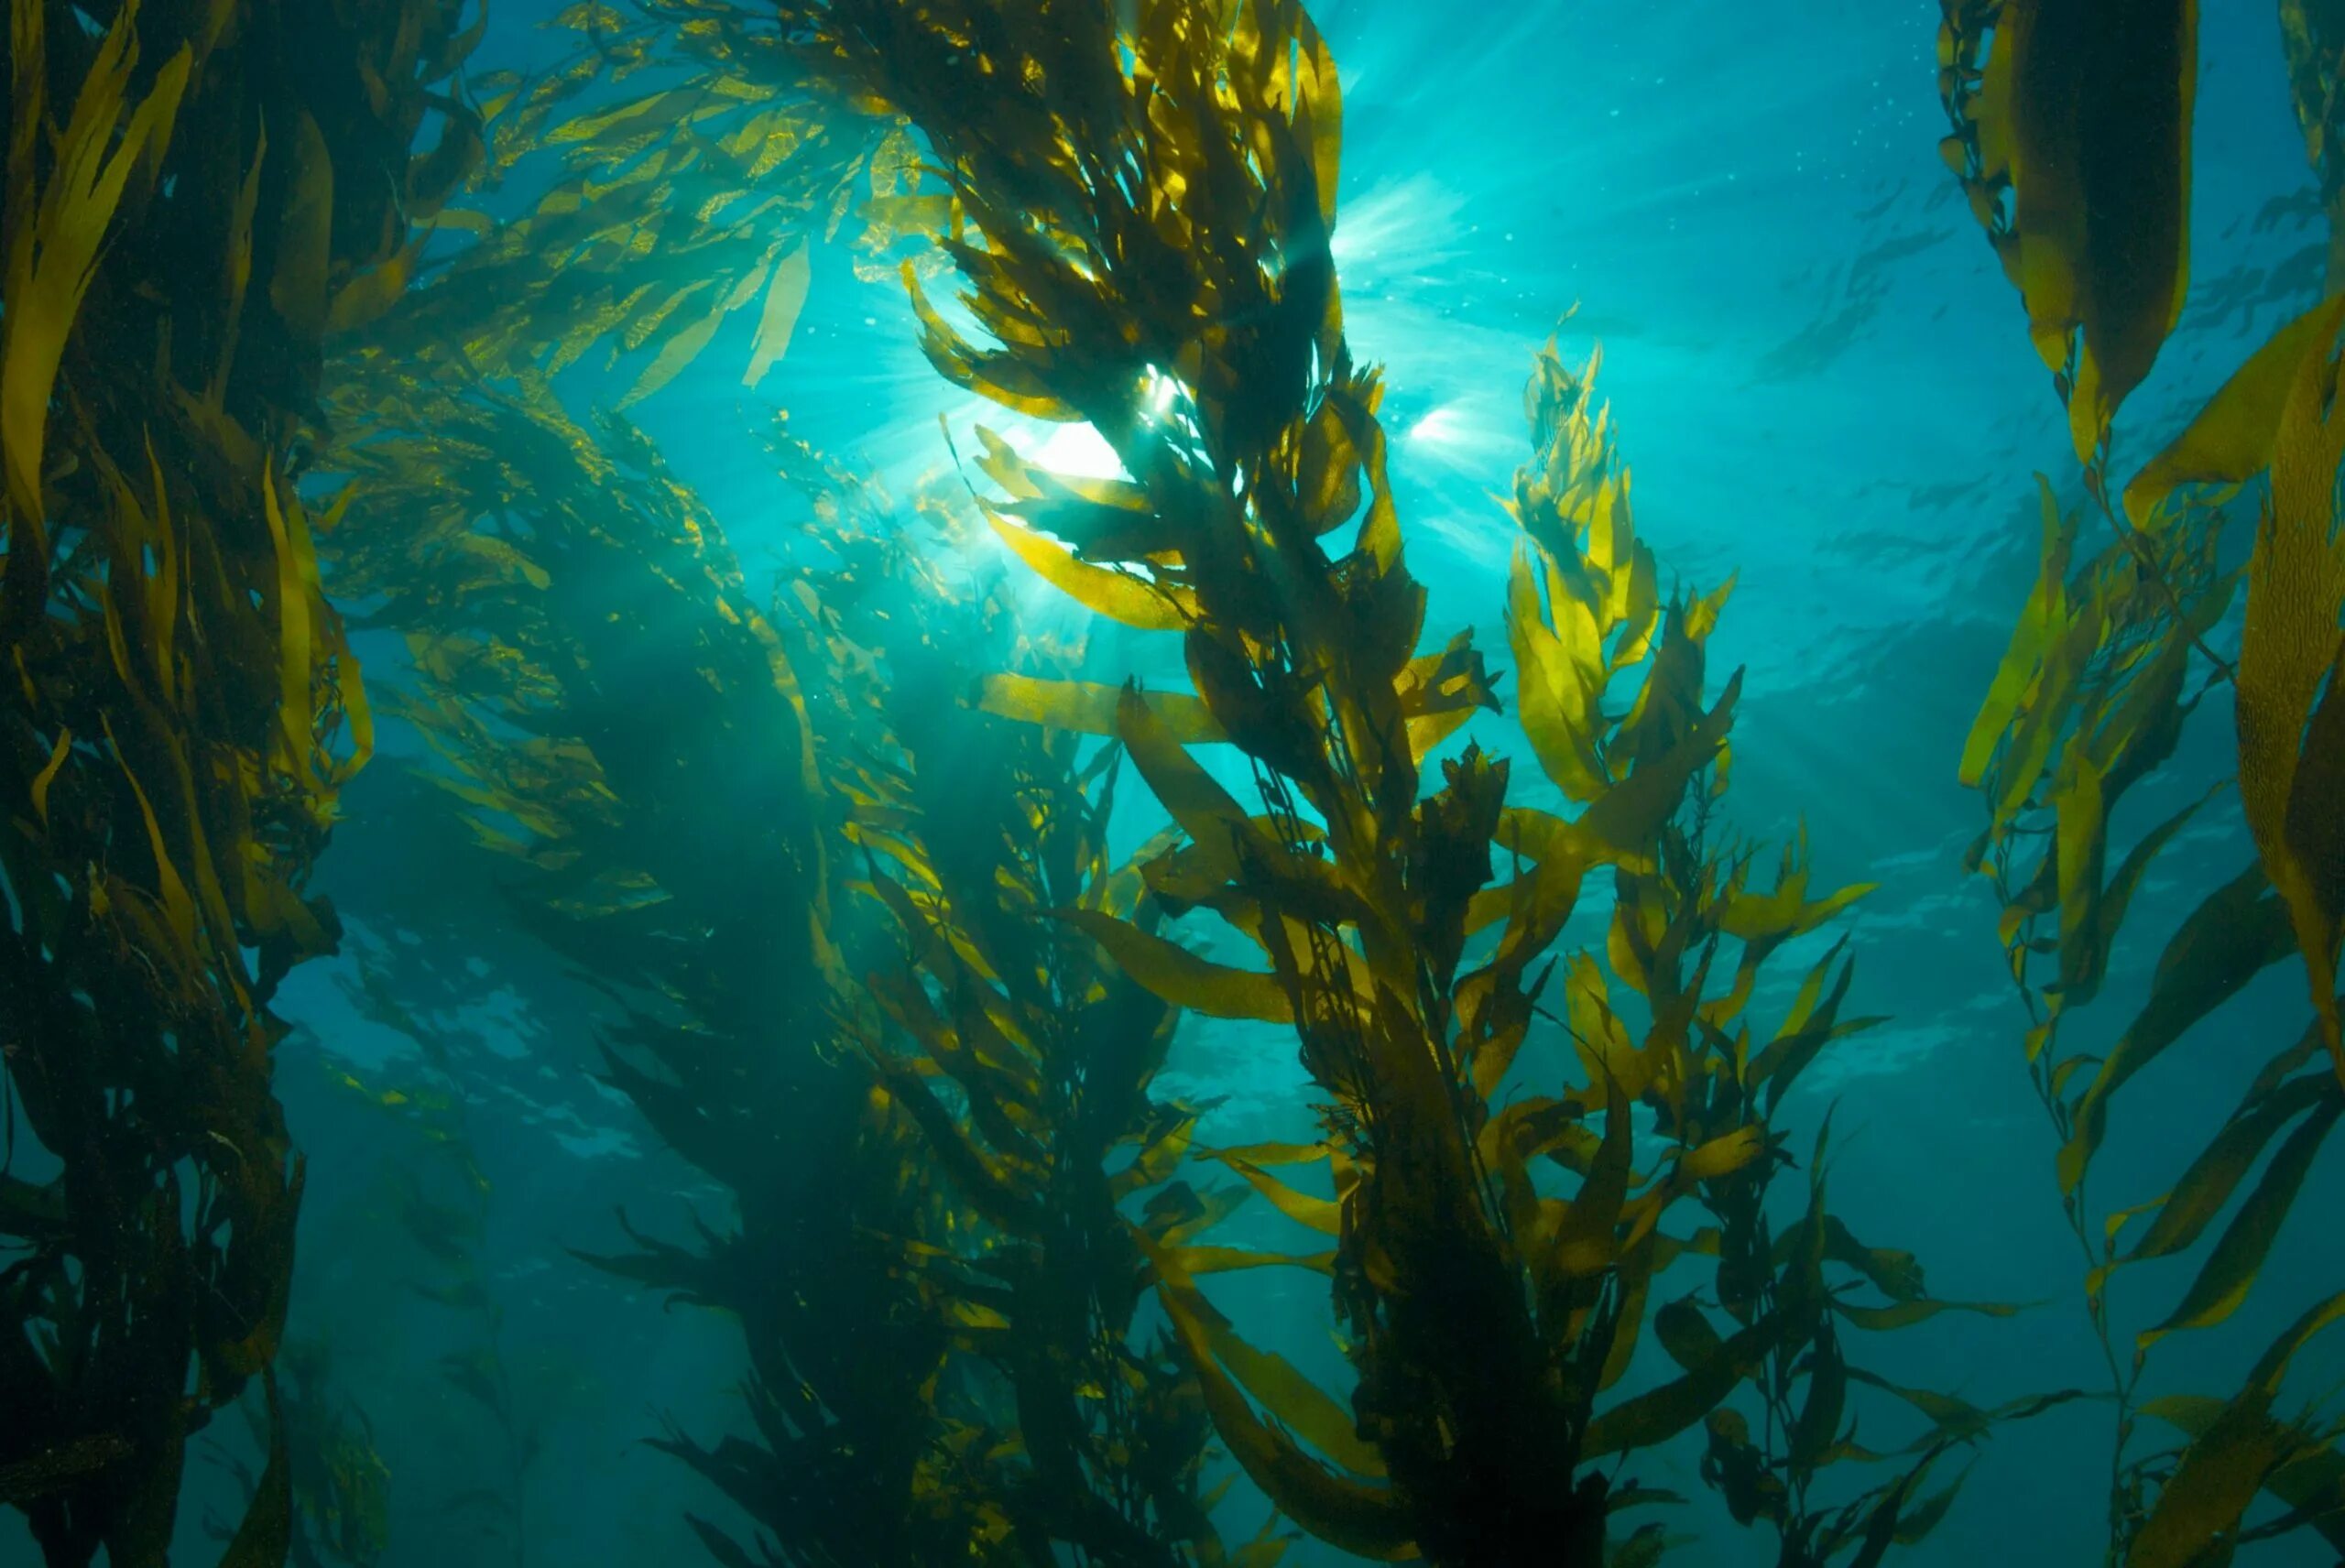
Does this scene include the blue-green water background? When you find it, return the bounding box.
[9,1,2339,1562]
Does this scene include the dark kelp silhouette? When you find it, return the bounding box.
[0,1,478,1561]
[1940,1,2345,1562]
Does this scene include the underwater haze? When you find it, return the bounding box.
[3,1,2341,1565]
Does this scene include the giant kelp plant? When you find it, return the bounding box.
[0,0,478,1561]
[713,1,2046,1563]
[308,23,1279,1558]
[1940,0,2345,1563]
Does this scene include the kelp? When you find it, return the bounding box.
[202,1343,392,1568]
[752,1,2004,1560]
[819,483,1284,1564]
[303,20,1046,1560]
[317,936,551,1567]
[1939,4,2345,1562]
[0,1,478,1562]
[2283,0,2345,290]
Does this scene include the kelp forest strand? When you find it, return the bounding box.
[0,1,2340,1565]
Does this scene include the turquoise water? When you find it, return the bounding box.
[4,1,2336,1563]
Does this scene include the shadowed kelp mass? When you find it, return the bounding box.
[4,1,2340,1565]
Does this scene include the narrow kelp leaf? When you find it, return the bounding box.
[0,7,190,542]
[987,507,1199,630]
[2241,313,2345,1080]
[2058,864,2296,1193]
[1834,1297,2025,1333]
[1949,0,2198,457]
[1584,1312,1787,1457]
[744,243,813,387]
[1961,478,2078,791]
[2104,1067,2339,1280]
[1139,1232,1412,1561]
[1202,1149,1342,1237]
[976,672,1226,742]
[2136,1097,2340,1350]
[1056,908,1294,1022]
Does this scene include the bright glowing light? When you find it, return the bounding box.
[1033,420,1128,480]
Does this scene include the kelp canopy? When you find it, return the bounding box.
[4,0,2341,1566]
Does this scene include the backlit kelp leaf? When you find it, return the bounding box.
[744,243,813,387]
[976,673,1226,742]
[2241,315,2345,1081]
[1961,477,2078,793]
[1942,0,2198,458]
[987,507,1199,629]
[2121,292,2345,527]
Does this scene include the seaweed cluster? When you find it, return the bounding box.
[11,0,2340,1564]
[0,1,477,1560]
[1939,1,2345,1562]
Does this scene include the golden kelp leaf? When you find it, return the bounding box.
[1157,1258,1382,1476]
[1507,541,1609,801]
[326,236,422,335]
[1969,0,2198,457]
[987,507,1198,630]
[29,726,70,826]
[0,14,191,534]
[744,243,812,387]
[2241,321,2345,1079]
[1677,1125,1768,1183]
[974,673,1225,742]
[618,273,742,407]
[1056,909,1293,1023]
[1205,1152,1340,1237]
[1139,1232,1412,1561]
[1960,479,2077,790]
[1116,682,1259,882]
[2121,293,2345,526]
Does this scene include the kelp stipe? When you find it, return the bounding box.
[1938,2,2345,1561]
[735,0,2032,1560]
[0,1,479,1561]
